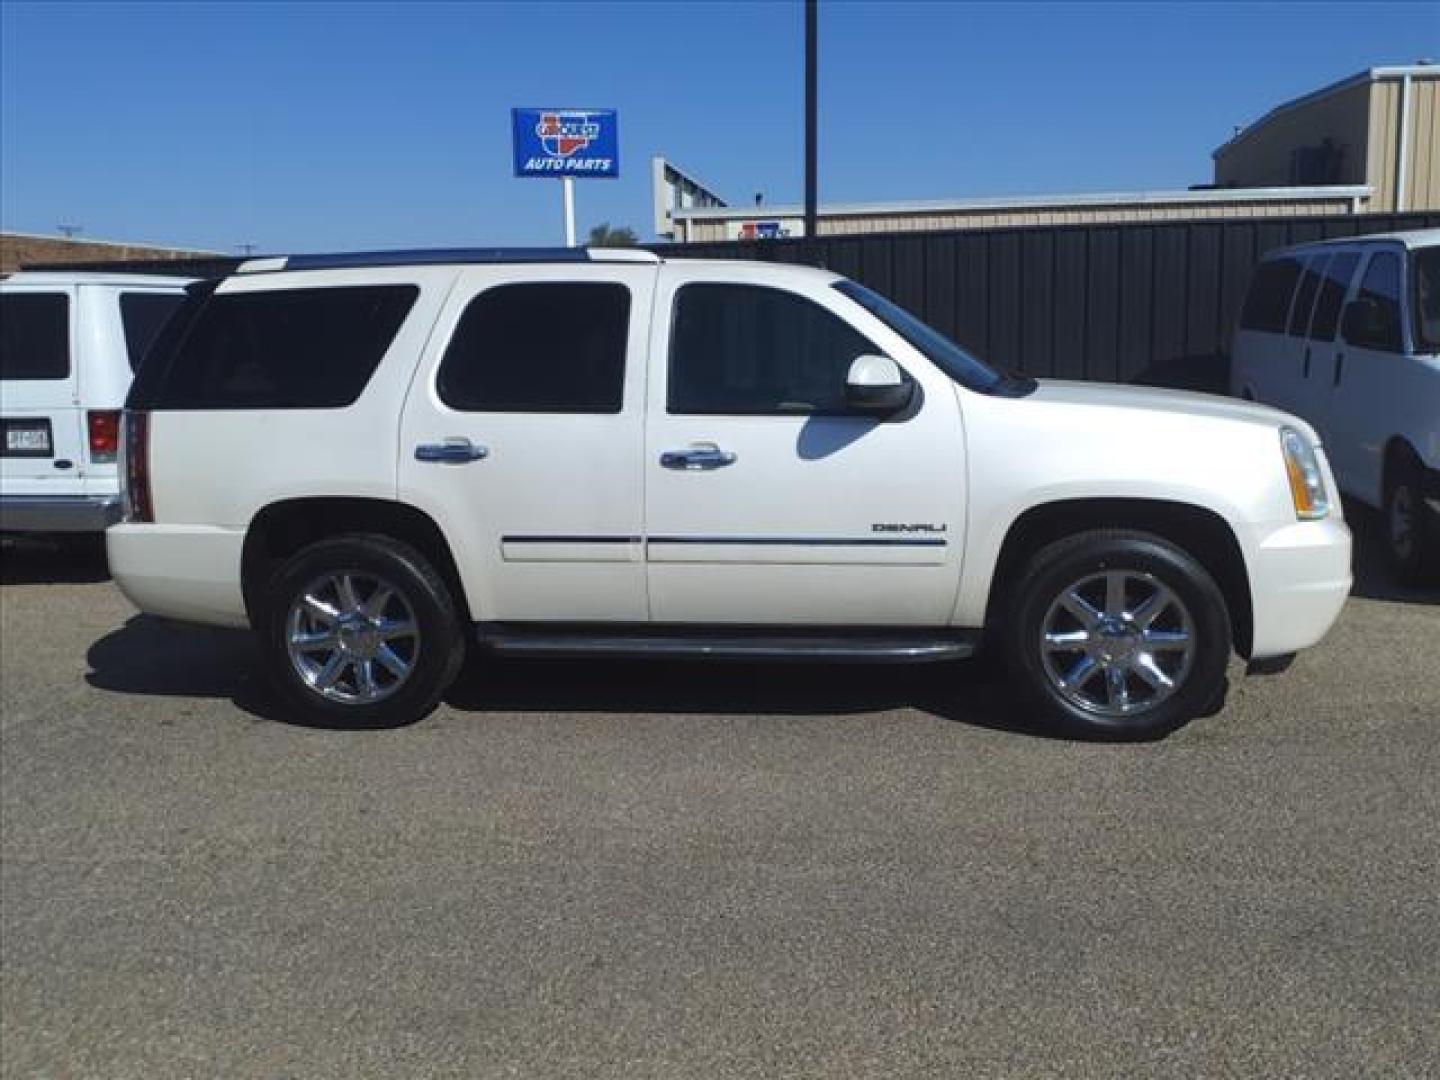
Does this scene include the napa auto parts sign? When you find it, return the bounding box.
[512,108,619,177]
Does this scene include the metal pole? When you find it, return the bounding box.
[804,0,818,239]
[562,176,576,247]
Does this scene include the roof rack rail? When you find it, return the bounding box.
[236,247,661,274]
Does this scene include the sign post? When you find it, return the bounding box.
[512,108,619,247]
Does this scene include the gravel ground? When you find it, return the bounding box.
[2,511,1437,1078]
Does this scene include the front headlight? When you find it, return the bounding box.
[1280,426,1330,520]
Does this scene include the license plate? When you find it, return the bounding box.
[2,421,52,457]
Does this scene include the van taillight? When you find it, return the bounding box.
[87,410,121,463]
[121,411,153,523]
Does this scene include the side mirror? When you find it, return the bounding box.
[1341,297,1399,351]
[845,354,913,414]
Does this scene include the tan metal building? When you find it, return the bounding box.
[668,185,1372,243]
[1213,64,1439,212]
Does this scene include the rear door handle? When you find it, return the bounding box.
[1332,352,1345,387]
[660,445,737,471]
[415,437,488,463]
[1302,345,1312,379]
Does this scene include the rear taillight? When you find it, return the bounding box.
[87,409,121,463]
[121,410,153,523]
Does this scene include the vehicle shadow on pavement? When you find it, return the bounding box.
[0,536,111,585]
[1344,500,1440,605]
[86,615,1145,740]
[86,615,268,709]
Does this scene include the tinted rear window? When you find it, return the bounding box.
[1287,255,1325,337]
[1239,258,1301,333]
[155,285,417,409]
[120,292,185,372]
[1309,252,1360,342]
[437,283,629,413]
[0,293,70,381]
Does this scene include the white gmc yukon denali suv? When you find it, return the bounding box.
[109,248,1352,738]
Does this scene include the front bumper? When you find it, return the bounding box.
[1246,515,1352,660]
[0,493,122,534]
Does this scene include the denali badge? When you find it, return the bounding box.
[872,523,948,534]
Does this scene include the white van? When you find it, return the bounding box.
[1231,230,1439,584]
[1,272,190,538]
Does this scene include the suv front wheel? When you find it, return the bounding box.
[258,534,465,727]
[1005,530,1232,740]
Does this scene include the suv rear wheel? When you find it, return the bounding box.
[1005,530,1231,740]
[259,534,465,727]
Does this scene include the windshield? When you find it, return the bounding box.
[1414,247,1440,353]
[832,280,1032,396]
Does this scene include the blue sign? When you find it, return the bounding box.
[512,108,619,178]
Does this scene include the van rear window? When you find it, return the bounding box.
[120,292,186,372]
[149,285,417,409]
[1238,258,1302,334]
[0,293,70,381]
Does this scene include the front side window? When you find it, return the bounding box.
[159,285,417,409]
[1239,257,1302,334]
[1309,252,1360,343]
[0,293,70,381]
[1415,247,1440,353]
[437,283,629,413]
[668,284,883,415]
[120,292,186,372]
[1349,252,1402,353]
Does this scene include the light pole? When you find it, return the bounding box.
[804,0,818,240]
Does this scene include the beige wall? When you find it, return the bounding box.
[1216,73,1440,212]
[1214,81,1371,190]
[680,193,1361,243]
[1398,76,1440,211]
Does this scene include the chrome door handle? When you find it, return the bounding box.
[660,446,737,471]
[415,437,488,463]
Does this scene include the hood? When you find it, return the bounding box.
[1026,379,1317,441]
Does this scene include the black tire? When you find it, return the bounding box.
[1004,530,1231,740]
[1383,456,1439,587]
[258,533,465,728]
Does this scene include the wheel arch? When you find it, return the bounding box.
[985,497,1254,658]
[1383,435,1424,486]
[241,497,471,624]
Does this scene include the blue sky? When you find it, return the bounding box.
[2,1,1435,252]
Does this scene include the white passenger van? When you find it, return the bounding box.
[1231,230,1439,584]
[1,272,189,538]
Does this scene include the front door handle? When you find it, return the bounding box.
[1332,352,1345,387]
[415,437,488,464]
[660,445,737,471]
[1302,345,1312,378]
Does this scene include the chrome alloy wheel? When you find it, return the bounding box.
[285,572,420,705]
[1390,482,1416,563]
[1039,570,1195,718]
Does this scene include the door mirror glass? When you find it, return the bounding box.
[844,354,913,414]
[1341,297,1401,352]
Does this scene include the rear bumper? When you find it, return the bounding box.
[0,493,122,534]
[1246,515,1352,659]
[107,523,249,628]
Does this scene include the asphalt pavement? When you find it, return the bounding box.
[2,511,1437,1078]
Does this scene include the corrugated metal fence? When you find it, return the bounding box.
[665,212,1440,390]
